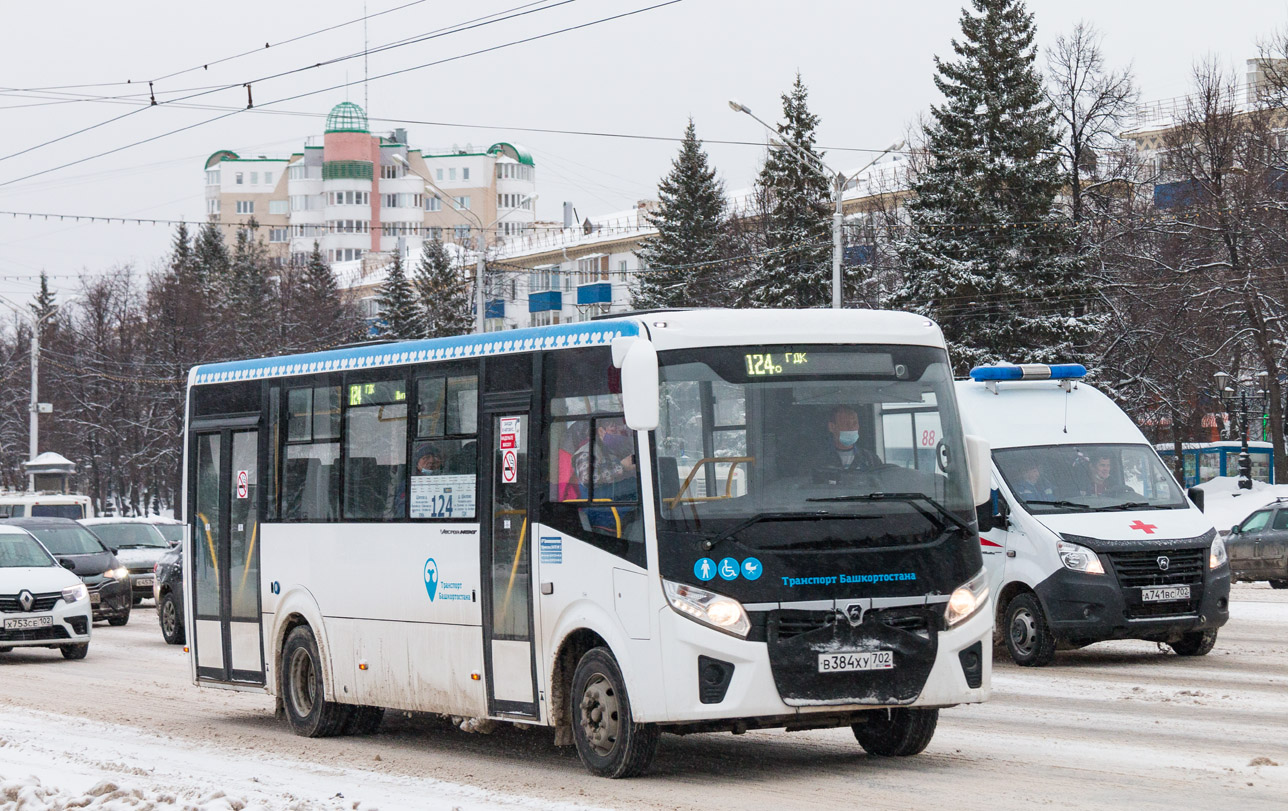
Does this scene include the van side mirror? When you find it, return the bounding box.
[1187,486,1205,513]
[964,434,991,506]
[612,336,659,431]
[60,558,75,570]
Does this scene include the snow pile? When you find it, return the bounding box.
[1193,476,1288,533]
[0,777,252,811]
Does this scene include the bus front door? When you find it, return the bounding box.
[482,412,539,719]
[191,428,266,685]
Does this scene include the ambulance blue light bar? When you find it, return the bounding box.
[969,363,1087,382]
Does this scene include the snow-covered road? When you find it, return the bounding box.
[2,586,1286,810]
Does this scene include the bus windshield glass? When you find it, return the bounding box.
[994,443,1187,514]
[654,344,974,538]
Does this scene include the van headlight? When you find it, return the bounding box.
[945,568,989,627]
[663,580,750,638]
[62,583,88,604]
[1057,539,1105,575]
[1209,535,1227,569]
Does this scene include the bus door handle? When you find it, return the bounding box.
[541,582,554,595]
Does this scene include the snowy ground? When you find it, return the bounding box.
[2,589,1287,810]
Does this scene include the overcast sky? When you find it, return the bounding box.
[0,0,1284,303]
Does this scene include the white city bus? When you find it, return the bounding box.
[183,309,993,777]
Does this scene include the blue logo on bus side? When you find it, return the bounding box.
[424,557,439,601]
[694,558,716,582]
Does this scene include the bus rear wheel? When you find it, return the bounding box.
[570,647,658,778]
[281,625,351,737]
[853,708,938,757]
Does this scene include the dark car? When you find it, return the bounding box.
[153,545,184,645]
[1227,500,1288,589]
[0,517,132,625]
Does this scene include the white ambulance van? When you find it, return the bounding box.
[956,363,1229,666]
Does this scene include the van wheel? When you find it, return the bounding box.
[1004,593,1057,667]
[61,643,89,660]
[342,705,385,735]
[853,708,938,756]
[1270,580,1288,590]
[1170,629,1217,656]
[571,647,658,778]
[281,625,351,737]
[159,592,185,645]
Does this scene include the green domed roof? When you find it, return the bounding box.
[325,102,368,134]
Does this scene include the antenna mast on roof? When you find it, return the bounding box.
[363,1,369,116]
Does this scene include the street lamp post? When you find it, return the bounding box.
[392,154,535,334]
[0,294,59,491]
[1214,370,1269,490]
[728,99,902,309]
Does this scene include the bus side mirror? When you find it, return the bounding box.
[965,435,991,506]
[612,337,659,431]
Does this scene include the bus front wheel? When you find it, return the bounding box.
[853,708,938,756]
[281,625,351,737]
[570,647,658,778]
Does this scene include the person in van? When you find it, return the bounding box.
[1013,460,1050,501]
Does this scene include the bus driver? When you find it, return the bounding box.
[813,405,882,472]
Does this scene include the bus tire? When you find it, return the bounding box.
[281,625,351,737]
[570,647,658,778]
[61,643,89,660]
[1004,593,1057,667]
[159,592,185,645]
[1170,629,1217,656]
[342,705,385,735]
[853,708,938,756]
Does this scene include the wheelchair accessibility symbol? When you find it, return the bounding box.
[718,557,739,581]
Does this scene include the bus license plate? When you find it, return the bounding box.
[1142,585,1190,603]
[818,650,894,673]
[4,615,52,630]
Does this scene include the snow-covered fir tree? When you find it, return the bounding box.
[226,219,279,355]
[290,241,353,348]
[413,237,473,338]
[892,0,1099,371]
[633,119,728,309]
[744,74,832,309]
[376,251,421,339]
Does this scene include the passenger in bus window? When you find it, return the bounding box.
[576,419,637,501]
[414,447,445,475]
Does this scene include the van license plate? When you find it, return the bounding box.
[1142,585,1190,603]
[4,615,52,630]
[818,650,894,673]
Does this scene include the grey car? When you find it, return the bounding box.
[1226,501,1288,589]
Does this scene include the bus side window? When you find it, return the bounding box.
[281,383,341,521]
[409,371,479,520]
[541,348,644,568]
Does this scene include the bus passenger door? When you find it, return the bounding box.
[191,427,266,686]
[482,411,539,719]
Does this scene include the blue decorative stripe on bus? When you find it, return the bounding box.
[192,319,641,385]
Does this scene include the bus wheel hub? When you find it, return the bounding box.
[579,675,620,755]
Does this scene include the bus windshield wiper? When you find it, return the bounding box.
[1023,499,1095,512]
[700,511,830,552]
[806,492,971,534]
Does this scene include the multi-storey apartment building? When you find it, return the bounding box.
[203,102,536,266]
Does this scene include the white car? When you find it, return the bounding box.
[81,517,172,605]
[0,524,92,659]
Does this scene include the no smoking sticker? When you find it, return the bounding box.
[236,470,249,499]
[501,449,518,484]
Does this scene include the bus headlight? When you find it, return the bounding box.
[62,583,88,604]
[663,580,750,638]
[945,568,989,627]
[1056,539,1105,575]
[1210,536,1228,569]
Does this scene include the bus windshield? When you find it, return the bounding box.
[654,344,974,541]
[994,443,1187,514]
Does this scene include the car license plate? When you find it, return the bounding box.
[3,615,53,630]
[91,592,101,605]
[1142,585,1191,603]
[818,650,895,673]
[135,577,154,587]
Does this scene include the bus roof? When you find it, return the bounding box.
[190,309,946,387]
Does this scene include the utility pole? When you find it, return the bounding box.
[29,325,38,491]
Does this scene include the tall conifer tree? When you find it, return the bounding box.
[744,74,832,308]
[413,238,472,337]
[376,252,421,339]
[634,119,729,309]
[892,0,1099,371]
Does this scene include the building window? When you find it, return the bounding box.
[619,260,628,273]
[436,168,444,181]
[269,200,288,215]
[270,228,289,243]
[264,172,273,186]
[426,195,441,212]
[235,172,243,185]
[381,164,402,179]
[250,172,259,185]
[531,311,561,326]
[206,170,221,186]
[454,195,470,210]
[453,225,471,242]
[207,198,219,215]
[463,167,470,181]
[578,256,608,284]
[449,168,457,181]
[236,200,254,215]
[289,164,306,180]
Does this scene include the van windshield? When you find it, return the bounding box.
[994,443,1186,514]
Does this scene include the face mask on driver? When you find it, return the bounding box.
[837,430,859,448]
